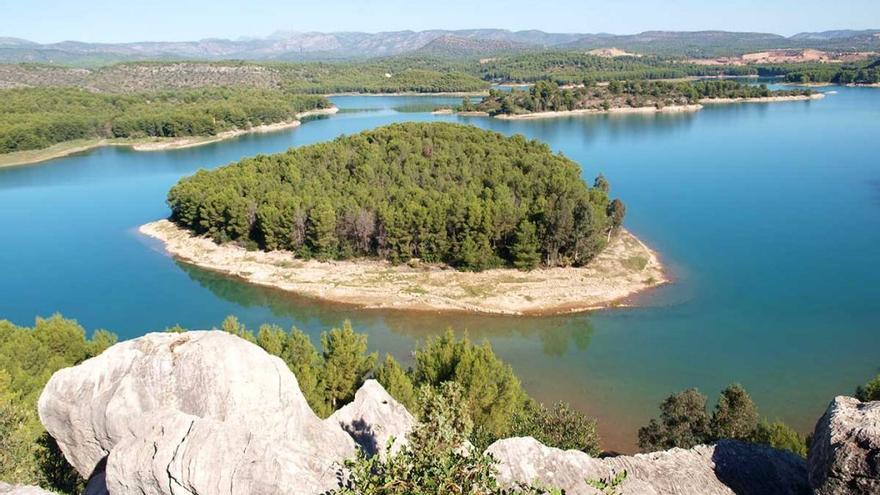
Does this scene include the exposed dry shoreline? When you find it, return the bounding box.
[495,104,704,120]
[489,93,823,120]
[0,107,338,168]
[699,93,825,104]
[140,219,667,316]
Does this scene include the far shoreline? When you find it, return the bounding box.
[479,93,824,120]
[139,219,668,317]
[0,107,339,169]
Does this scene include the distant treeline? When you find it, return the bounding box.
[477,52,757,84]
[0,87,330,153]
[472,80,814,116]
[759,60,880,84]
[167,123,623,271]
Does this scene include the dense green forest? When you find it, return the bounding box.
[167,122,623,270]
[775,60,880,84]
[473,79,814,115]
[478,51,757,84]
[0,86,330,154]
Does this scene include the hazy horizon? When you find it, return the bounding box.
[3,0,879,44]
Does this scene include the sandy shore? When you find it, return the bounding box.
[495,104,703,120]
[0,107,339,168]
[699,93,825,104]
[140,219,667,316]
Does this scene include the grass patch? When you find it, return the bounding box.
[621,256,649,271]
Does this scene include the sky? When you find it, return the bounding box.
[2,0,878,43]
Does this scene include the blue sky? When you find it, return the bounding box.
[3,0,878,43]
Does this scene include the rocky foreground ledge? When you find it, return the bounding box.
[140,220,667,316]
[6,331,875,494]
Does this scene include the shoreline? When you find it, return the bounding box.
[326,90,489,97]
[0,107,339,169]
[489,93,823,120]
[139,219,668,317]
[699,93,825,104]
[494,104,704,120]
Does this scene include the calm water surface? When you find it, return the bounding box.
[2,89,879,450]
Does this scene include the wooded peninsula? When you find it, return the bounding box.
[465,80,820,117]
[145,123,664,314]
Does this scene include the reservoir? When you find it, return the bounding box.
[2,87,878,451]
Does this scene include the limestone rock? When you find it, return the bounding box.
[0,483,56,495]
[808,396,880,494]
[328,379,416,457]
[486,436,809,495]
[37,331,354,481]
[105,410,342,495]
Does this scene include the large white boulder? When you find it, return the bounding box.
[37,331,354,484]
[105,410,342,495]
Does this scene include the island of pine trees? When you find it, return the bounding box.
[471,80,815,116]
[167,122,625,271]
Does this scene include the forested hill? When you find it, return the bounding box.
[0,87,329,154]
[472,80,815,116]
[167,123,624,271]
[0,62,489,94]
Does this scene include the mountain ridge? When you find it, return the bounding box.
[1,28,878,65]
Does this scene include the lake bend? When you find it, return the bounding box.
[1,87,879,451]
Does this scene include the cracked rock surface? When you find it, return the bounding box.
[808,396,880,494]
[486,437,810,495]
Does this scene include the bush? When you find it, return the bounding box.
[855,374,880,402]
[751,420,807,458]
[511,400,601,455]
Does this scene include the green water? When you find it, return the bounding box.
[2,89,879,450]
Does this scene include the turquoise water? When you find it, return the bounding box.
[2,89,879,450]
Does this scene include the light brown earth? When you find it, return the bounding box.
[689,49,878,66]
[140,219,668,316]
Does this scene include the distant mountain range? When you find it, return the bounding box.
[1,29,878,65]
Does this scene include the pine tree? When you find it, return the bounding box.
[320,321,377,409]
[511,219,541,270]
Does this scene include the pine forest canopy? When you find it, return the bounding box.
[473,79,815,116]
[0,86,330,154]
[167,122,625,271]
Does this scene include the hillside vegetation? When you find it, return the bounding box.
[0,87,329,154]
[0,61,489,94]
[167,123,624,271]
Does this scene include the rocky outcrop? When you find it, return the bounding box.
[35,330,880,495]
[327,379,416,457]
[0,483,56,495]
[105,410,341,495]
[37,331,354,490]
[487,437,809,495]
[808,396,880,494]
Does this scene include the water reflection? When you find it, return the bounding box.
[177,259,595,358]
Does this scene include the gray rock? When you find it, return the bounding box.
[105,410,342,495]
[328,379,416,457]
[808,396,880,494]
[0,483,56,495]
[37,331,354,482]
[486,437,809,495]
